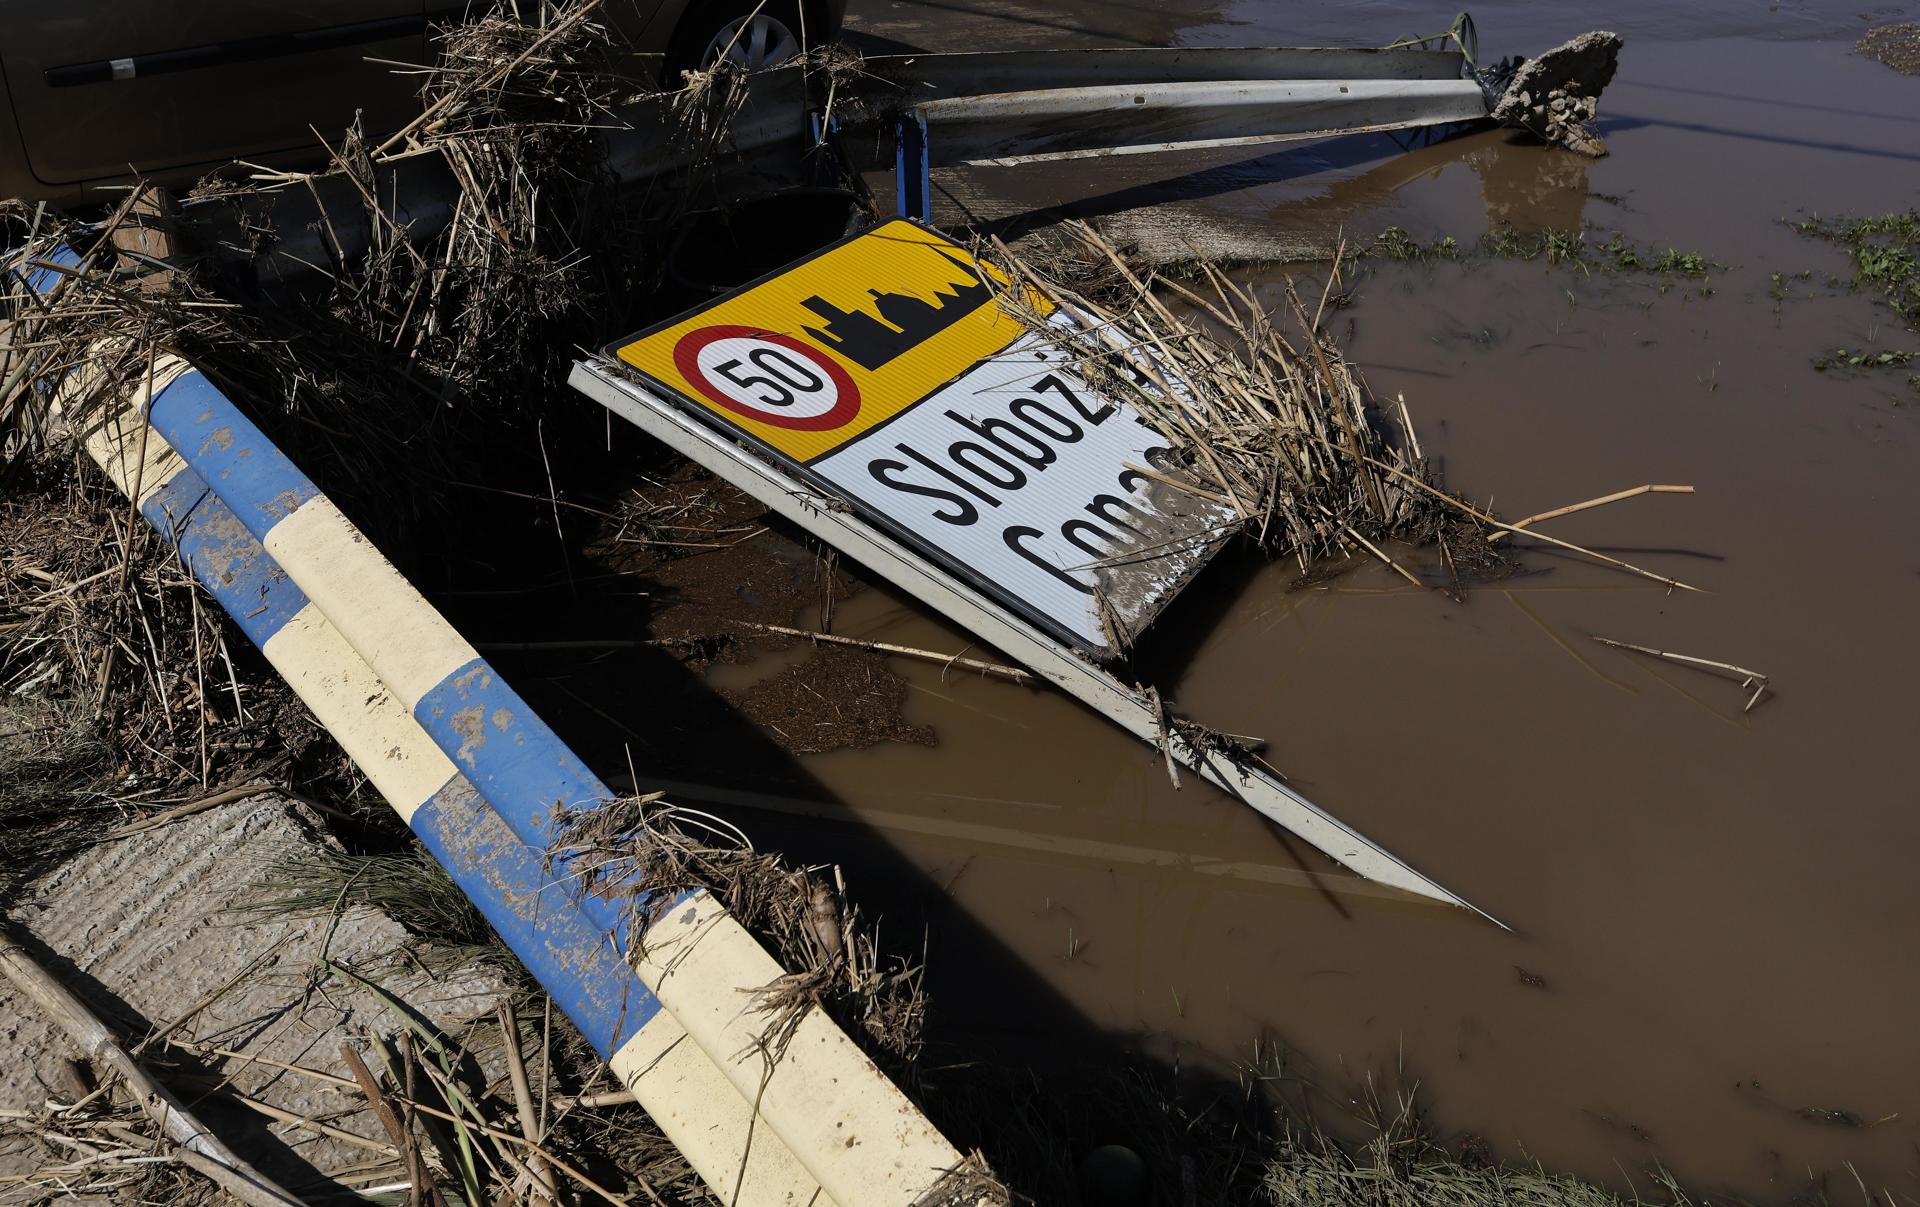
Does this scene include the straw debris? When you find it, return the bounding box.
[0,464,333,810]
[1857,22,1920,75]
[0,3,1729,1201]
[555,794,931,1072]
[984,222,1475,582]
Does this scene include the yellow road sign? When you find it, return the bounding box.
[611,219,1045,463]
[599,217,1237,659]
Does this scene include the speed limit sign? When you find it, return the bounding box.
[671,326,860,432]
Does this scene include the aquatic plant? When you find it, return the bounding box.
[1793,209,1920,329]
[1371,226,1461,263]
[1364,224,1716,278]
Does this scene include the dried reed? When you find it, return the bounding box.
[984,222,1707,602]
[984,222,1445,579]
[555,794,932,1074]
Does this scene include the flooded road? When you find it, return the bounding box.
[708,3,1920,1199]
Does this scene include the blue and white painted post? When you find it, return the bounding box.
[129,367,966,1205]
[47,332,968,1202]
[68,365,830,1204]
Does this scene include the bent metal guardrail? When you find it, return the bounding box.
[53,343,965,1205]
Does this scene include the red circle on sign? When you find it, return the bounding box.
[672,325,860,432]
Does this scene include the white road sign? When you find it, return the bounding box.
[602,218,1236,657]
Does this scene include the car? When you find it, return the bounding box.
[0,1,845,208]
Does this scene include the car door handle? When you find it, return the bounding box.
[46,13,442,87]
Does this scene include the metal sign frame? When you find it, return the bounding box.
[570,357,1502,925]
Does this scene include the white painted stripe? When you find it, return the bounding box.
[262,607,829,1202]
[264,495,478,708]
[80,408,183,509]
[262,602,455,823]
[634,893,964,1205]
[611,1012,830,1207]
[69,355,195,508]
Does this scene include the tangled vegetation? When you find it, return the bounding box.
[0,1,1839,1202]
[1857,22,1920,76]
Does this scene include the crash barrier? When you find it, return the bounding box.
[177,35,1615,281]
[48,333,965,1203]
[875,46,1494,220]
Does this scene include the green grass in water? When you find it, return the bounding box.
[1793,209,1920,329]
[1366,226,1716,277]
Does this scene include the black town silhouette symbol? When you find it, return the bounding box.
[799,248,994,372]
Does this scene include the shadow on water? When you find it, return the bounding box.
[1619,79,1920,125]
[1596,112,1920,164]
[1129,541,1283,696]
[408,409,1292,1202]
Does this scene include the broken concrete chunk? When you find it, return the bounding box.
[1490,31,1624,158]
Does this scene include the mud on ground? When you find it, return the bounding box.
[1858,22,1920,74]
[722,647,937,757]
[591,460,846,652]
[574,460,939,758]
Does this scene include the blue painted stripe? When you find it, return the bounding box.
[413,659,615,843]
[141,467,309,648]
[34,272,672,1058]
[413,777,660,1055]
[10,243,85,404]
[145,370,320,539]
[126,459,658,1054]
[128,361,630,867]
[12,242,82,300]
[413,659,667,936]
[126,357,670,972]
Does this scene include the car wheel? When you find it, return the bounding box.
[665,3,810,79]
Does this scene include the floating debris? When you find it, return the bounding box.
[1487,31,1624,157]
[1858,22,1920,76]
[986,223,1444,578]
[1592,636,1772,712]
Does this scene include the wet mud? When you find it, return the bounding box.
[722,646,937,756]
[587,461,849,652]
[668,1,1920,1199]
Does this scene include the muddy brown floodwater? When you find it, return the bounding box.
[696,2,1920,1200]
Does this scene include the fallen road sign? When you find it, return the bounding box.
[606,218,1236,659]
[573,223,1501,926]
[573,347,1501,925]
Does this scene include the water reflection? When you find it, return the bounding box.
[1468,136,1591,232]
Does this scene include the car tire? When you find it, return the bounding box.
[663,1,813,82]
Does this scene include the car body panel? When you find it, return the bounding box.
[0,2,426,190]
[0,0,847,207]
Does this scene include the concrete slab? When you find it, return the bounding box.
[0,792,508,1196]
